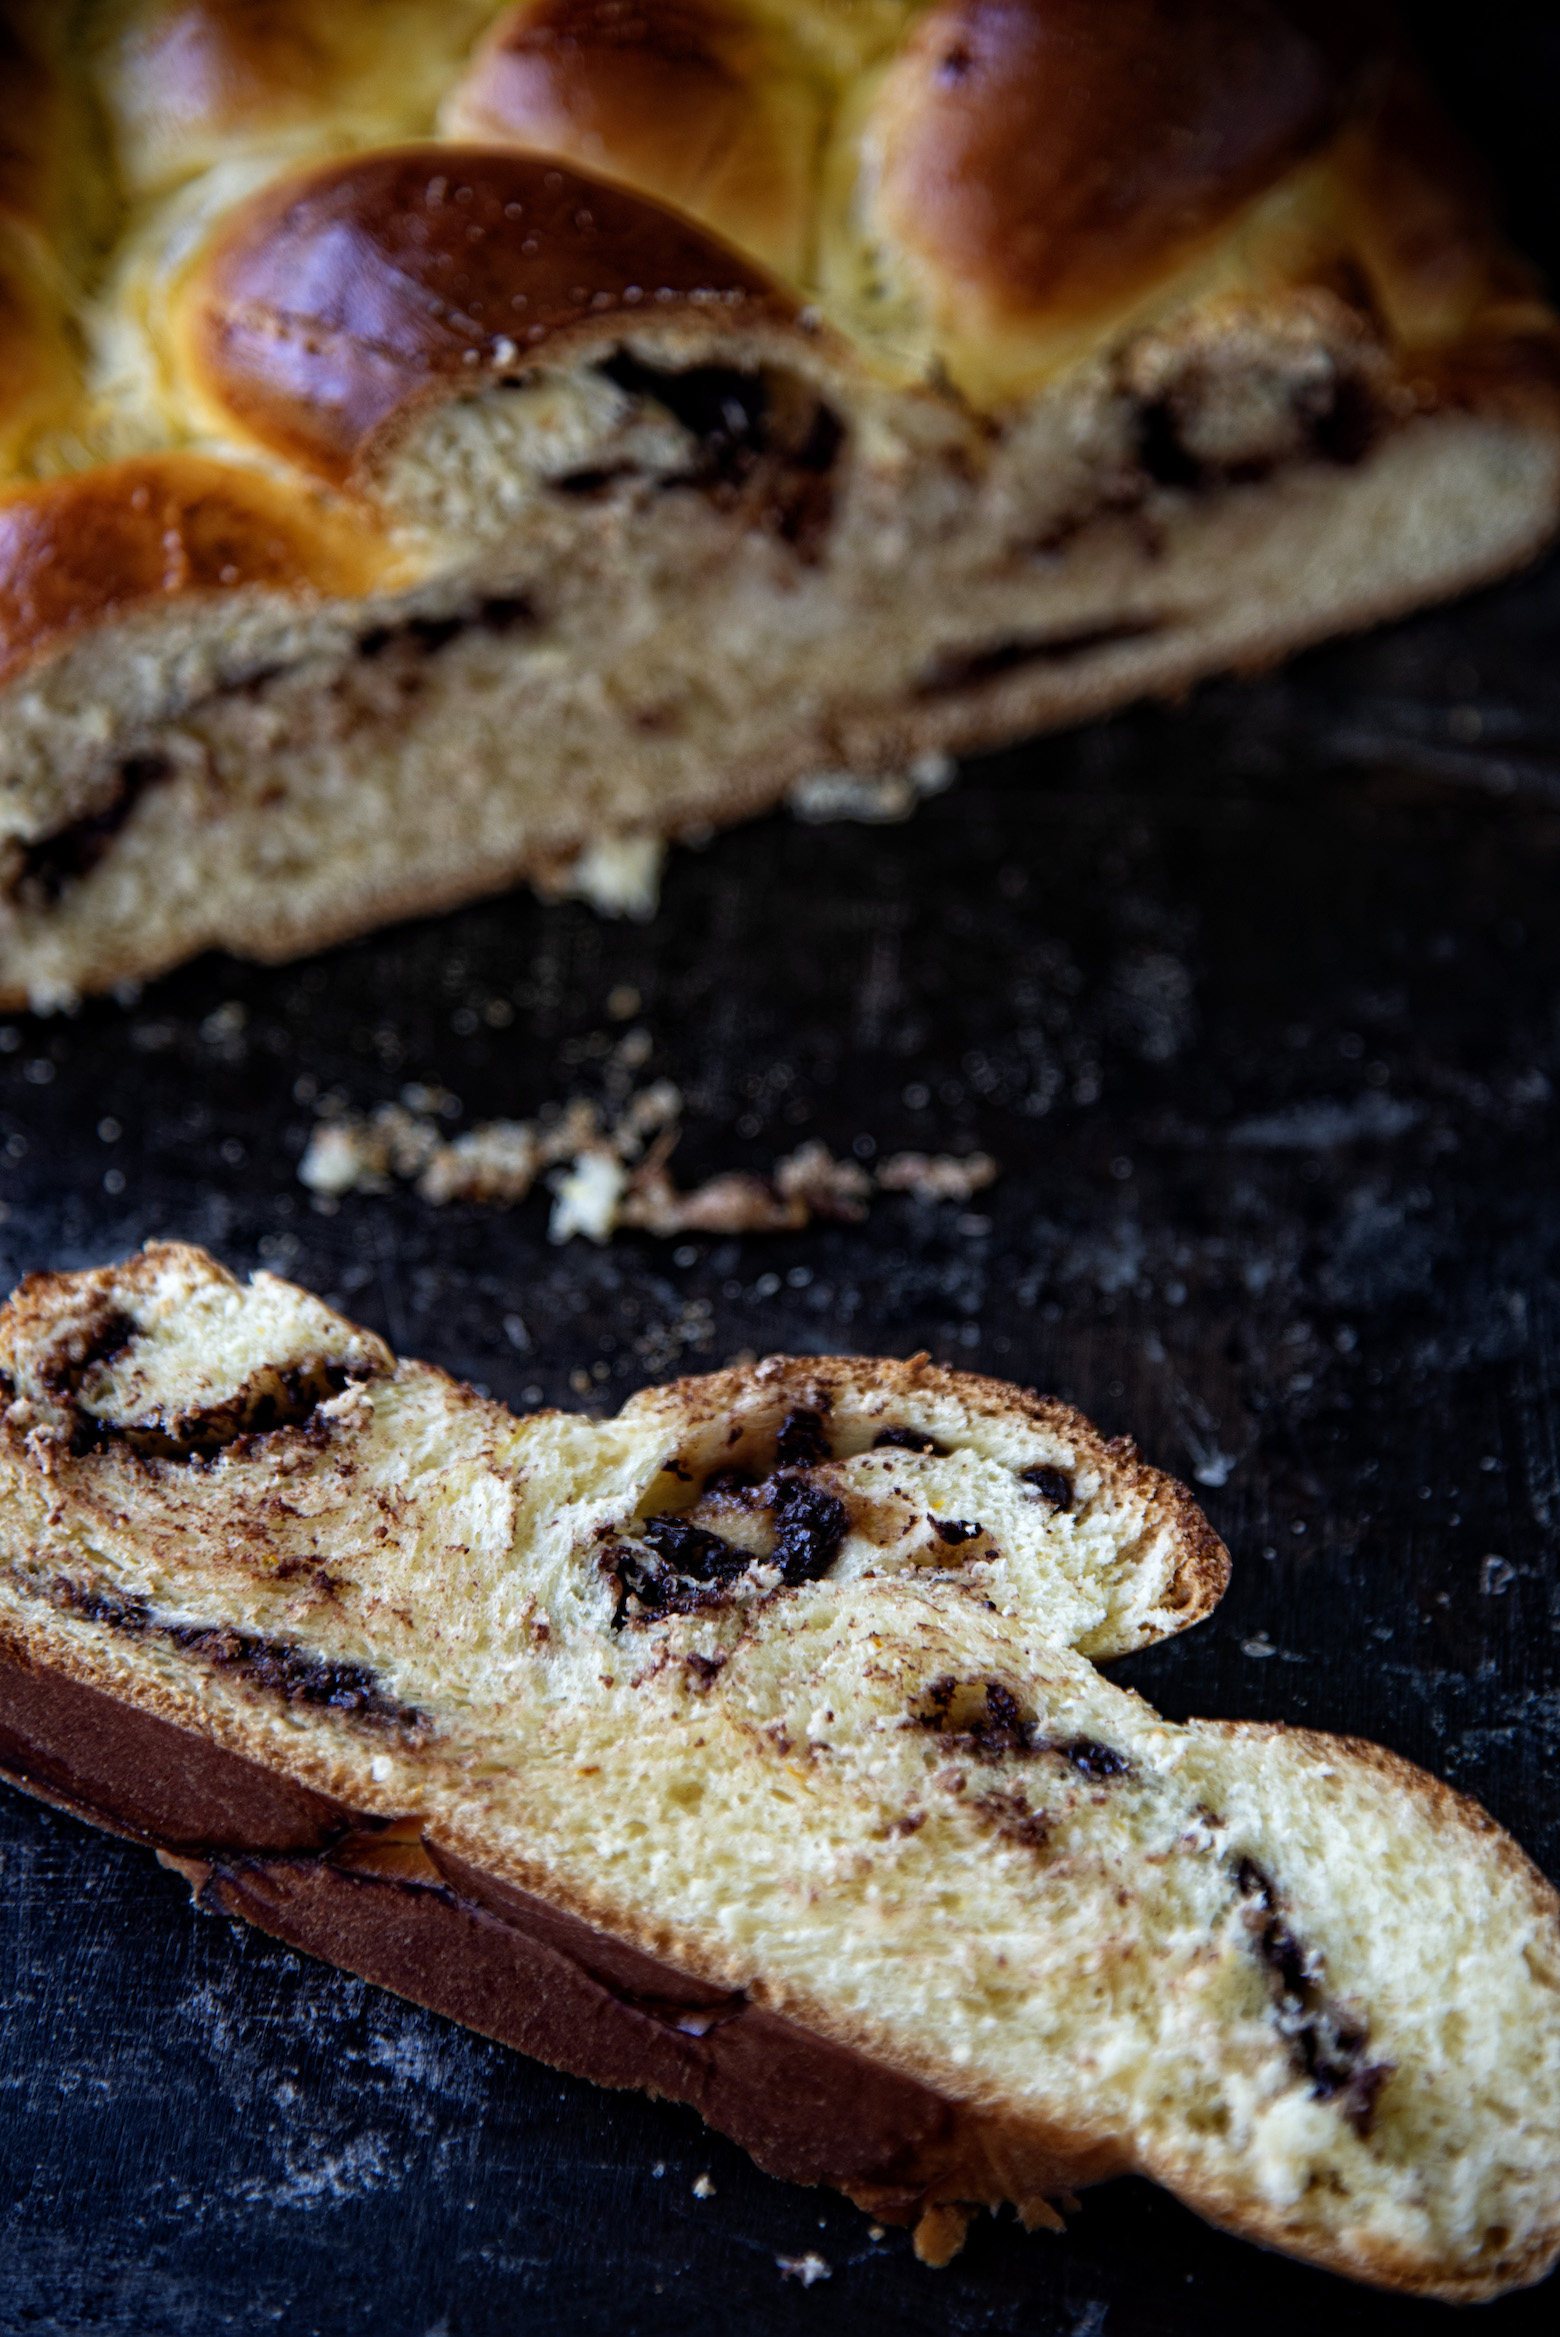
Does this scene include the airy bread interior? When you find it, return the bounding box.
[0,2,1557,1004]
[1,1243,1556,2301]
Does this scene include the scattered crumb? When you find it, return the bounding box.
[547,833,665,919]
[549,1151,629,1246]
[776,2252,832,2285]
[692,2173,716,2199]
[876,1150,998,1203]
[775,1140,872,1221]
[622,1161,805,1237]
[788,753,954,825]
[419,1120,539,1207]
[868,2226,885,2241]
[299,1072,997,1242]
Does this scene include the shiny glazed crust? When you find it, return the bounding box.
[1,3,1559,1004]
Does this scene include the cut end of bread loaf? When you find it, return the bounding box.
[1,1245,1558,2301]
[2,4,1559,1004]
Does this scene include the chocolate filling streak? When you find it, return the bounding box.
[1235,1856,1391,2136]
[4,599,538,912]
[1135,370,1381,491]
[610,1408,1081,1626]
[0,1645,1066,2229]
[47,1580,424,1735]
[608,1405,849,1622]
[918,1678,1131,1778]
[567,356,847,561]
[355,592,536,664]
[916,619,1165,697]
[6,755,175,908]
[66,1359,370,1463]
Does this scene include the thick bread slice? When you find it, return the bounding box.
[0,1246,1556,2301]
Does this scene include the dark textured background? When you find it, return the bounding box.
[5,9,1560,2331]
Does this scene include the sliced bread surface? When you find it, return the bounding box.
[0,1242,1557,2301]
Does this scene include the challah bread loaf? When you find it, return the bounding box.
[0,3,1556,1006]
[1,1244,1557,2300]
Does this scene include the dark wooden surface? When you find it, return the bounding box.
[5,10,1560,2330]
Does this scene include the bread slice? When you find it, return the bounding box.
[2,4,1559,1005]
[1,1244,1556,2301]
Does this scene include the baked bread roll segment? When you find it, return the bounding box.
[1,3,1558,1006]
[1,1245,1556,2300]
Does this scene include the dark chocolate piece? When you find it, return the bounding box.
[1056,1737,1130,1781]
[1020,1465,1074,1511]
[933,1517,983,1546]
[773,1407,831,1469]
[769,1479,848,1585]
[873,1428,945,1454]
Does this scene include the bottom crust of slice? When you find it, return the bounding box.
[0,1633,1114,2262]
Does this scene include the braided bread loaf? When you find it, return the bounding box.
[1,4,1557,1004]
[0,1245,1557,2299]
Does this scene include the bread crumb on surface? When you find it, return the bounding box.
[298,1075,997,1241]
[776,2253,832,2285]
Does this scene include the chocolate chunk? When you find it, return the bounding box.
[610,1512,754,1622]
[1059,1737,1130,1781]
[769,1479,848,1585]
[873,1427,944,1454]
[916,1677,1035,1762]
[700,1466,760,1499]
[641,1514,750,1585]
[933,1518,983,1546]
[1020,1465,1074,1511]
[773,1407,831,1469]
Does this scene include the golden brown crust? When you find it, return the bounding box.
[188,141,796,485]
[0,453,394,690]
[868,0,1344,337]
[450,1,820,278]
